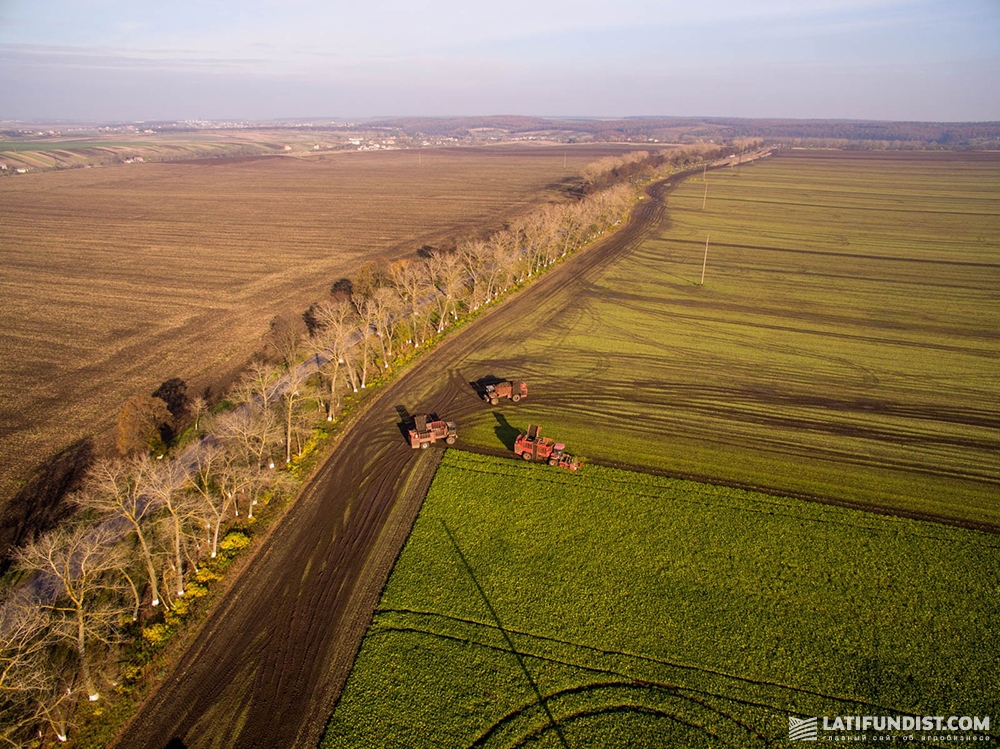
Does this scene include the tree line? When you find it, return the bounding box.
[0,146,725,745]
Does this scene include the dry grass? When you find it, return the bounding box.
[0,143,637,507]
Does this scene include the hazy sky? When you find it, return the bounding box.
[1,0,997,122]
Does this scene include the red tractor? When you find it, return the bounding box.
[483,380,528,406]
[513,424,581,470]
[408,414,457,449]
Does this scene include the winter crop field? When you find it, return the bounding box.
[323,450,1000,747]
[451,151,1000,526]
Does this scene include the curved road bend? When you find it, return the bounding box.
[114,170,695,749]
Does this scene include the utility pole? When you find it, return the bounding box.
[700,233,710,286]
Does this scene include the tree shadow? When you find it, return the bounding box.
[547,176,585,199]
[0,437,94,574]
[441,521,569,749]
[493,412,520,451]
[163,739,187,749]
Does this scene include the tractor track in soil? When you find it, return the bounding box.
[113,161,1000,749]
[112,169,691,749]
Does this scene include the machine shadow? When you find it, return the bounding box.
[493,412,521,451]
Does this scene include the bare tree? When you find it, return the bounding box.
[229,360,281,410]
[312,297,360,414]
[188,394,208,432]
[15,524,128,704]
[426,252,464,332]
[213,405,281,471]
[28,658,75,745]
[352,313,375,390]
[280,366,314,465]
[0,597,55,745]
[389,259,432,347]
[362,287,401,370]
[558,201,588,258]
[215,452,260,520]
[145,460,195,601]
[186,445,234,560]
[77,457,164,608]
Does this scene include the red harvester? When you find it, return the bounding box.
[513,424,581,470]
[483,380,528,405]
[408,414,457,449]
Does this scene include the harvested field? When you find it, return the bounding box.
[324,450,1000,748]
[0,143,639,529]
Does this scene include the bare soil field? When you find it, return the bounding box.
[0,144,635,537]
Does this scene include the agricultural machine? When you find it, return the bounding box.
[408,414,457,449]
[513,425,581,470]
[482,380,528,405]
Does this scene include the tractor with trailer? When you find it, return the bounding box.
[513,424,581,470]
[408,414,457,449]
[482,379,528,405]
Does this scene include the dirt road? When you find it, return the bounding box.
[112,169,687,749]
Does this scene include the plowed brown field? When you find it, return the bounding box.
[0,144,636,524]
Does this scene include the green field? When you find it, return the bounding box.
[323,450,1000,747]
[454,151,1000,525]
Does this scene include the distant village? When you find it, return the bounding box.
[2,115,997,175]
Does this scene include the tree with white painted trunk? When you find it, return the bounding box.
[0,596,60,745]
[365,286,402,370]
[145,460,196,601]
[311,297,358,415]
[75,457,164,608]
[212,404,281,472]
[389,258,432,347]
[426,251,464,331]
[14,524,128,705]
[279,365,315,465]
[185,445,234,560]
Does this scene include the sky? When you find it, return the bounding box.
[0,0,997,123]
